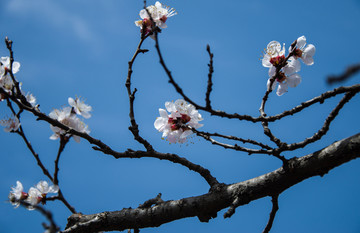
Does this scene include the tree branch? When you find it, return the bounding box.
[64,133,360,233]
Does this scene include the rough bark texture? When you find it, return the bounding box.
[64,133,360,233]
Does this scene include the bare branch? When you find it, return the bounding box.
[205,44,214,109]
[126,37,154,152]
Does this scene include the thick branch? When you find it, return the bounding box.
[64,133,360,233]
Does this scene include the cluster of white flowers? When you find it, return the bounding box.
[262,36,316,96]
[0,56,37,105]
[0,116,20,132]
[49,97,91,142]
[154,99,203,143]
[135,1,177,37]
[0,56,20,98]
[8,181,58,210]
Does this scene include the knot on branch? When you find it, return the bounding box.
[138,193,164,208]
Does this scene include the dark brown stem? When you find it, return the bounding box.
[125,36,154,152]
[262,195,279,233]
[205,44,214,109]
[54,136,69,185]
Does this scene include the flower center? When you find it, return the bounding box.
[160,15,167,23]
[269,55,285,67]
[168,114,191,131]
[276,72,287,83]
[294,48,303,58]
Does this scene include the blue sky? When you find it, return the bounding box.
[1,0,360,232]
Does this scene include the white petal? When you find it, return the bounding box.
[159,108,168,118]
[268,65,276,77]
[276,82,288,96]
[139,9,149,19]
[283,59,301,74]
[48,185,59,194]
[262,54,272,68]
[286,73,302,88]
[165,101,176,113]
[68,97,75,107]
[154,118,166,131]
[155,1,162,9]
[12,62,20,74]
[296,36,306,48]
[180,130,193,139]
[302,44,316,65]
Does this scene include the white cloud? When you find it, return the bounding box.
[6,0,101,48]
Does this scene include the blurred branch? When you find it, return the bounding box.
[327,63,360,84]
[18,201,59,233]
[64,133,360,232]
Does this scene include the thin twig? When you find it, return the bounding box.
[262,195,279,233]
[54,136,69,186]
[205,44,214,109]
[125,35,154,152]
[198,131,272,150]
[192,128,272,155]
[284,91,358,151]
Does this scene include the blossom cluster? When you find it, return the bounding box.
[0,116,20,132]
[0,56,20,99]
[262,36,316,96]
[0,56,36,104]
[135,1,177,37]
[49,97,91,142]
[8,181,58,210]
[154,99,203,143]
[0,56,37,132]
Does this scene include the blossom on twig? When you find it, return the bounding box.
[154,99,203,143]
[262,36,315,96]
[0,56,20,95]
[68,97,92,119]
[49,106,90,142]
[0,116,21,132]
[135,1,177,36]
[8,181,58,210]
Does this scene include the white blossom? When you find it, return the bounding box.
[0,56,20,94]
[0,56,20,75]
[154,99,203,143]
[290,35,316,65]
[135,1,177,35]
[262,36,315,96]
[262,41,286,68]
[25,187,42,209]
[36,181,59,195]
[25,92,37,107]
[68,97,92,119]
[8,181,27,207]
[49,106,90,142]
[0,116,21,132]
[267,58,302,96]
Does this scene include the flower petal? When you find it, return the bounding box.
[276,82,288,96]
[286,73,302,88]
